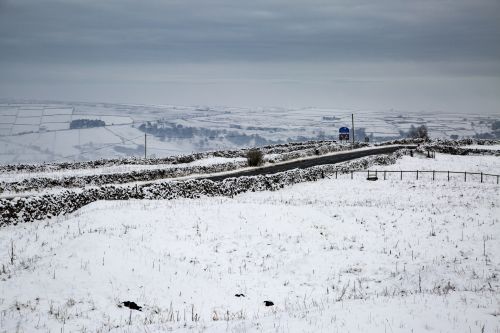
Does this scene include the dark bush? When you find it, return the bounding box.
[246,149,264,166]
[70,119,105,129]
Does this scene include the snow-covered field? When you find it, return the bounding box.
[0,100,497,164]
[0,154,498,332]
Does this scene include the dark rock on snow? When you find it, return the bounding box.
[122,301,142,311]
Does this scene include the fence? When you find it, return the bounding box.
[332,170,500,184]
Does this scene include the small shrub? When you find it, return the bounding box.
[246,149,263,166]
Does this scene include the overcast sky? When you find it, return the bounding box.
[1,0,499,113]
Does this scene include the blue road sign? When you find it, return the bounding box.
[339,127,350,134]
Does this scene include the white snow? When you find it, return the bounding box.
[0,157,246,183]
[0,154,498,332]
[461,144,500,151]
[376,152,500,175]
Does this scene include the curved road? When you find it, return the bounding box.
[205,145,416,181]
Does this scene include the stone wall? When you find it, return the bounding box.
[0,152,403,226]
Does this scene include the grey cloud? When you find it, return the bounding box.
[0,0,499,113]
[1,0,499,64]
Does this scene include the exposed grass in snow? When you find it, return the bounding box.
[0,155,498,332]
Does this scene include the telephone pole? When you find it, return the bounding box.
[144,133,147,159]
[351,113,355,146]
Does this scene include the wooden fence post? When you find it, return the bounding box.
[481,172,483,183]
[416,170,419,180]
[464,172,467,182]
[335,171,338,179]
[351,171,353,179]
[400,171,403,180]
[433,170,435,181]
[447,171,450,182]
[384,171,386,180]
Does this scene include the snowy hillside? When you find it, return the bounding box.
[0,152,498,332]
[0,100,498,164]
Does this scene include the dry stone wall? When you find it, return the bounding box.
[0,140,342,173]
[0,151,403,226]
[0,141,368,194]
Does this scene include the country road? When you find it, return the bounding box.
[0,144,419,225]
[0,144,416,200]
[205,145,416,181]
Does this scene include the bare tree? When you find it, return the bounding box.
[407,124,429,140]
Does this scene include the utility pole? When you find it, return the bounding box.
[351,113,355,146]
[144,133,147,159]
